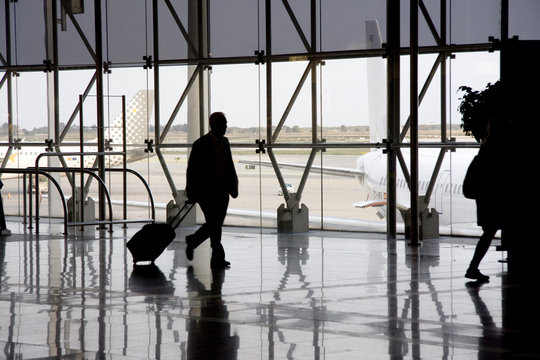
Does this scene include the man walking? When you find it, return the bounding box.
[185,112,238,268]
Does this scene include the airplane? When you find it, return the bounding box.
[237,147,480,236]
[0,89,153,174]
[237,20,483,236]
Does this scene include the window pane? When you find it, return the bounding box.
[57,0,96,66]
[271,0,312,55]
[158,0,189,61]
[509,0,540,40]
[321,0,386,52]
[210,0,261,58]
[450,0,501,44]
[12,1,46,66]
[106,0,151,65]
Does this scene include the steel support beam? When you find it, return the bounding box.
[269,0,320,211]
[187,0,208,146]
[386,0,400,240]
[409,0,420,245]
[2,0,13,173]
[265,0,273,155]
[440,0,448,143]
[1,42,496,73]
[94,0,106,223]
[152,0,179,200]
[45,0,63,217]
[501,0,509,41]
[152,0,178,200]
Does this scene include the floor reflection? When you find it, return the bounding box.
[129,263,175,295]
[186,266,239,359]
[1,226,540,358]
[465,281,503,360]
[265,233,326,359]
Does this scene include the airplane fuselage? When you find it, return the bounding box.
[357,148,479,227]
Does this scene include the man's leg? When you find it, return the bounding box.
[188,222,211,249]
[203,194,229,266]
[185,200,212,261]
[187,195,229,265]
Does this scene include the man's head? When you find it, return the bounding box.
[209,112,227,139]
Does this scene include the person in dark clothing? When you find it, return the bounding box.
[185,112,238,268]
[465,114,512,282]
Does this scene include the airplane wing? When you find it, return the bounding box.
[107,199,391,233]
[238,158,374,210]
[92,198,483,236]
[353,200,386,208]
[238,160,364,178]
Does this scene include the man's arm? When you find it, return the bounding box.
[225,138,238,199]
[185,140,200,203]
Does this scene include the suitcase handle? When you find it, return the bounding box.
[170,201,194,229]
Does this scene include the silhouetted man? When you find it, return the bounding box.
[185,112,238,268]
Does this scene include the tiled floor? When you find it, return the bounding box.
[0,219,538,359]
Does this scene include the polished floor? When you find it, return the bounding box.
[0,218,538,359]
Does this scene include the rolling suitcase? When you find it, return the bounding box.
[127,201,194,264]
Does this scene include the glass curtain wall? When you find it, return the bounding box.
[1,0,51,219]
[2,0,535,238]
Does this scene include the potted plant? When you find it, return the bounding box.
[457,81,507,143]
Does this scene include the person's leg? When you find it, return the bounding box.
[188,222,210,249]
[469,226,498,269]
[207,194,229,267]
[186,194,230,265]
[466,225,498,280]
[185,199,213,260]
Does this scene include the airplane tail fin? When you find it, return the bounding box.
[365,20,387,144]
[108,89,154,146]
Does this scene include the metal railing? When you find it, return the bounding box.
[0,168,69,234]
[0,160,155,235]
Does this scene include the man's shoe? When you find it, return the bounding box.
[465,268,489,282]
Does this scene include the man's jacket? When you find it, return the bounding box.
[186,132,238,202]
